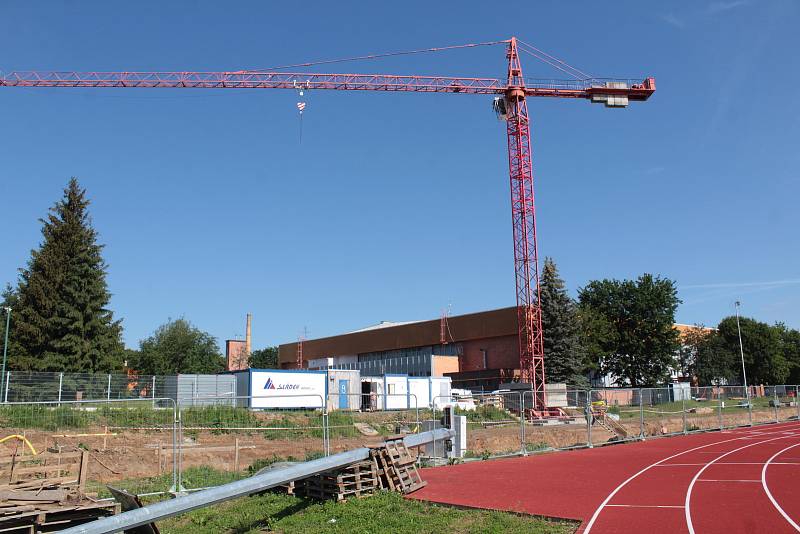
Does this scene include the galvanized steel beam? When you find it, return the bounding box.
[61,428,454,534]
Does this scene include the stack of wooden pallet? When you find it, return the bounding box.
[0,448,119,532]
[295,459,380,501]
[371,437,426,494]
[280,437,426,502]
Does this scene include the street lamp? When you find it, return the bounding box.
[1,306,10,400]
[734,301,752,424]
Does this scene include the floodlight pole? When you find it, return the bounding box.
[1,307,10,399]
[734,301,752,425]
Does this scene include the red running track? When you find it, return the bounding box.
[408,421,800,533]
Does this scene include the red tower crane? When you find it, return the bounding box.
[0,37,654,410]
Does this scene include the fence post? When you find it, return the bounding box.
[682,392,687,435]
[586,390,593,448]
[639,389,645,440]
[106,374,111,401]
[796,385,800,421]
[718,387,723,429]
[774,387,779,423]
[520,392,526,456]
[4,371,9,402]
[58,372,63,406]
[152,376,157,408]
[746,385,753,426]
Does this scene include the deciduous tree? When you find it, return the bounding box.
[133,318,224,375]
[578,274,681,387]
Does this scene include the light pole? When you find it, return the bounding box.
[1,306,10,400]
[734,301,752,425]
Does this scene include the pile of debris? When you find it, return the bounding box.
[283,437,426,501]
[0,447,119,532]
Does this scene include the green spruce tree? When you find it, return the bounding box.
[9,179,124,372]
[540,258,587,387]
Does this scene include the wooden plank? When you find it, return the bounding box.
[77,450,89,494]
[1,464,76,476]
[0,490,67,503]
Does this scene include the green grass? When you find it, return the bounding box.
[455,405,515,423]
[158,490,575,534]
[608,397,775,421]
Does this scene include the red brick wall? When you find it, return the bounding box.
[226,340,248,371]
[459,335,519,372]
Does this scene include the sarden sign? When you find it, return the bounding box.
[249,370,326,409]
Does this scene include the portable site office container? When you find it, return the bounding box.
[407,377,430,409]
[430,377,452,409]
[164,374,237,406]
[326,369,361,410]
[408,377,452,409]
[360,376,384,411]
[383,374,409,410]
[230,369,327,409]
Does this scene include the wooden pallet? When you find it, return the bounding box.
[0,500,119,533]
[0,448,89,495]
[296,460,381,501]
[372,439,426,494]
[0,448,119,532]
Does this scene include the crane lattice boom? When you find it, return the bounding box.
[0,70,654,101]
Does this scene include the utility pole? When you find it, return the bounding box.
[1,307,10,399]
[735,301,752,424]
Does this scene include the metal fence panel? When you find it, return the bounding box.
[175,394,326,492]
[0,398,177,497]
[588,389,641,445]
[522,389,590,451]
[429,391,525,460]
[325,393,421,456]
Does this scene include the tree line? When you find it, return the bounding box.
[0,179,275,376]
[541,258,800,388]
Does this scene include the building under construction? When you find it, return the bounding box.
[278,307,524,390]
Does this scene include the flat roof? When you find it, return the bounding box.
[278,306,518,366]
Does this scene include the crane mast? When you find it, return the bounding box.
[0,37,655,410]
[503,38,546,408]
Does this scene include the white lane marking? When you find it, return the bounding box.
[696,482,760,486]
[582,422,800,534]
[761,442,800,532]
[685,434,798,534]
[657,462,800,466]
[606,504,684,509]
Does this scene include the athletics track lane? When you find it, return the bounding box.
[409,421,800,533]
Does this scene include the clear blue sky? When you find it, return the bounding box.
[1,1,798,350]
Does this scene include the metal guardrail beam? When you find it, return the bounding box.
[61,428,454,534]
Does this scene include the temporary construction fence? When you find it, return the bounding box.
[1,386,798,499]
[0,398,179,497]
[174,394,329,492]
[173,393,429,491]
[0,370,237,404]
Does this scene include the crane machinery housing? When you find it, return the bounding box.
[0,37,655,411]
